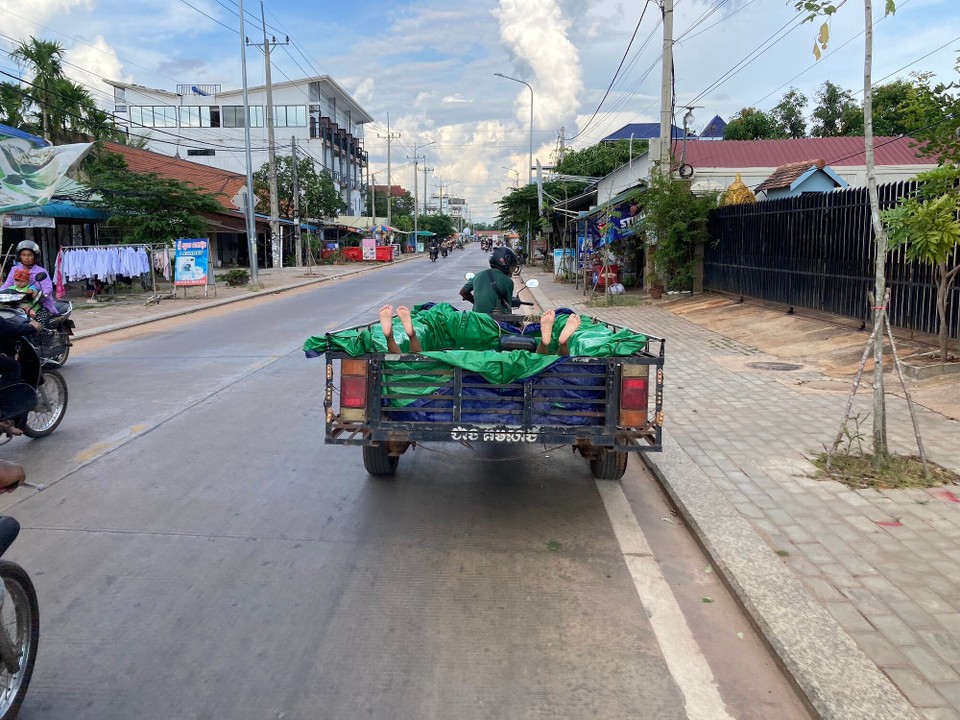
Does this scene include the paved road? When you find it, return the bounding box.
[0,248,810,719]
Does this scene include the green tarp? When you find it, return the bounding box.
[303,303,648,386]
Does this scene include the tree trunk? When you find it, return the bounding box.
[937,262,949,362]
[864,0,889,462]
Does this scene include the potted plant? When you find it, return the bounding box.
[648,272,665,299]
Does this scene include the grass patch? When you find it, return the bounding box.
[810,451,960,490]
[584,295,649,308]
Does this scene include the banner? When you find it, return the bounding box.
[2,214,56,229]
[0,133,92,213]
[174,238,210,287]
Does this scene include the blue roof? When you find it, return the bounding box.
[14,202,108,220]
[602,123,685,141]
[0,123,48,148]
[700,115,727,139]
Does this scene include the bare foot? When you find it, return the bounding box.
[557,313,581,345]
[397,306,414,336]
[537,310,555,354]
[378,305,395,339]
[397,306,423,352]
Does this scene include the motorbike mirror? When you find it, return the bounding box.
[525,278,540,288]
[34,272,47,282]
[464,272,475,280]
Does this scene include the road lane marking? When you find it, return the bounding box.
[595,479,734,720]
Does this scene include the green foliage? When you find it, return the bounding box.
[554,139,647,178]
[810,81,861,137]
[83,146,225,245]
[641,173,717,290]
[219,268,250,286]
[253,154,346,222]
[419,213,455,239]
[771,88,808,138]
[902,59,960,164]
[723,107,785,140]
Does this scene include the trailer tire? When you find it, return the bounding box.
[363,444,398,477]
[589,448,628,480]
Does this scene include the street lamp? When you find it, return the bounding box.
[494,73,533,185]
[494,72,534,258]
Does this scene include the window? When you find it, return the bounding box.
[179,106,220,128]
[130,106,178,128]
[272,105,306,127]
[187,149,216,157]
[221,105,263,128]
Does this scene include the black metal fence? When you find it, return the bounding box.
[704,181,960,340]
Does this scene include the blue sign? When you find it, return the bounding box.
[174,238,209,287]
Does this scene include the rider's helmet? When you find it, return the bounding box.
[489,246,518,276]
[16,240,40,258]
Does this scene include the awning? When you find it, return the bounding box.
[12,201,108,221]
[581,184,646,219]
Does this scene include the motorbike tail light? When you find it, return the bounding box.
[340,359,367,414]
[619,365,649,427]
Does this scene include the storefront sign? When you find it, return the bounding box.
[174,238,210,287]
[1,214,56,229]
[361,237,376,260]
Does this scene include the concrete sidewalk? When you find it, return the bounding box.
[527,270,960,720]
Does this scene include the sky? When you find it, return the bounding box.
[2,0,958,223]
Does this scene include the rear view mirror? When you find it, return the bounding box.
[464,272,476,281]
[525,278,539,288]
[34,273,47,282]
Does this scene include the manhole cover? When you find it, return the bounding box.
[747,361,803,372]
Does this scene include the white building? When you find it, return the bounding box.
[105,76,374,215]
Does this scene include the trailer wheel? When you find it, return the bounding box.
[363,444,399,477]
[589,448,628,480]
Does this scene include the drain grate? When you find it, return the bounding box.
[747,361,803,372]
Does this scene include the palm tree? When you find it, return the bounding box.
[51,77,95,142]
[11,37,66,143]
[0,81,28,128]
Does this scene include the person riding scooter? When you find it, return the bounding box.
[429,241,440,262]
[459,246,520,314]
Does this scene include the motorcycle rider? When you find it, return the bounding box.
[0,313,39,437]
[1,241,59,326]
[460,246,519,314]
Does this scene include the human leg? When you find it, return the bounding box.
[396,306,422,352]
[537,309,555,354]
[556,314,581,356]
[379,305,402,354]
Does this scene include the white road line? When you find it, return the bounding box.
[595,480,734,720]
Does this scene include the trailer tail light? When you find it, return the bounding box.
[340,359,368,421]
[619,364,649,427]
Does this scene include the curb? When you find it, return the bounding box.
[73,257,415,340]
[528,281,920,720]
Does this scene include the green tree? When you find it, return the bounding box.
[771,88,808,138]
[902,59,960,164]
[253,154,346,222]
[420,213,455,239]
[0,81,28,128]
[639,173,717,290]
[11,37,66,143]
[794,0,897,464]
[554,139,646,178]
[810,80,861,136]
[723,107,785,140]
[882,165,960,361]
[83,146,225,245]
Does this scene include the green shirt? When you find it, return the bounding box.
[462,269,515,314]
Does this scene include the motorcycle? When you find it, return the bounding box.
[0,322,68,441]
[0,273,74,368]
[440,245,448,259]
[429,245,439,262]
[462,272,541,350]
[0,512,39,720]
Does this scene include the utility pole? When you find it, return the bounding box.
[421,165,433,216]
[407,139,435,252]
[291,135,301,267]
[658,0,675,172]
[238,0,258,284]
[249,2,288,269]
[377,113,400,228]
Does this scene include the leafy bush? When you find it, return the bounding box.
[220,268,250,286]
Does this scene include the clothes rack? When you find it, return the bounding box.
[55,243,165,302]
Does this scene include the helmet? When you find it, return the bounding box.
[16,240,40,256]
[489,246,518,275]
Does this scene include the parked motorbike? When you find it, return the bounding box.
[0,512,39,719]
[0,324,68,440]
[0,273,74,368]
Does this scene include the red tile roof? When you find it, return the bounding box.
[100,141,246,212]
[755,159,832,192]
[674,136,935,169]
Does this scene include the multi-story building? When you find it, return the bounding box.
[105,76,373,216]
